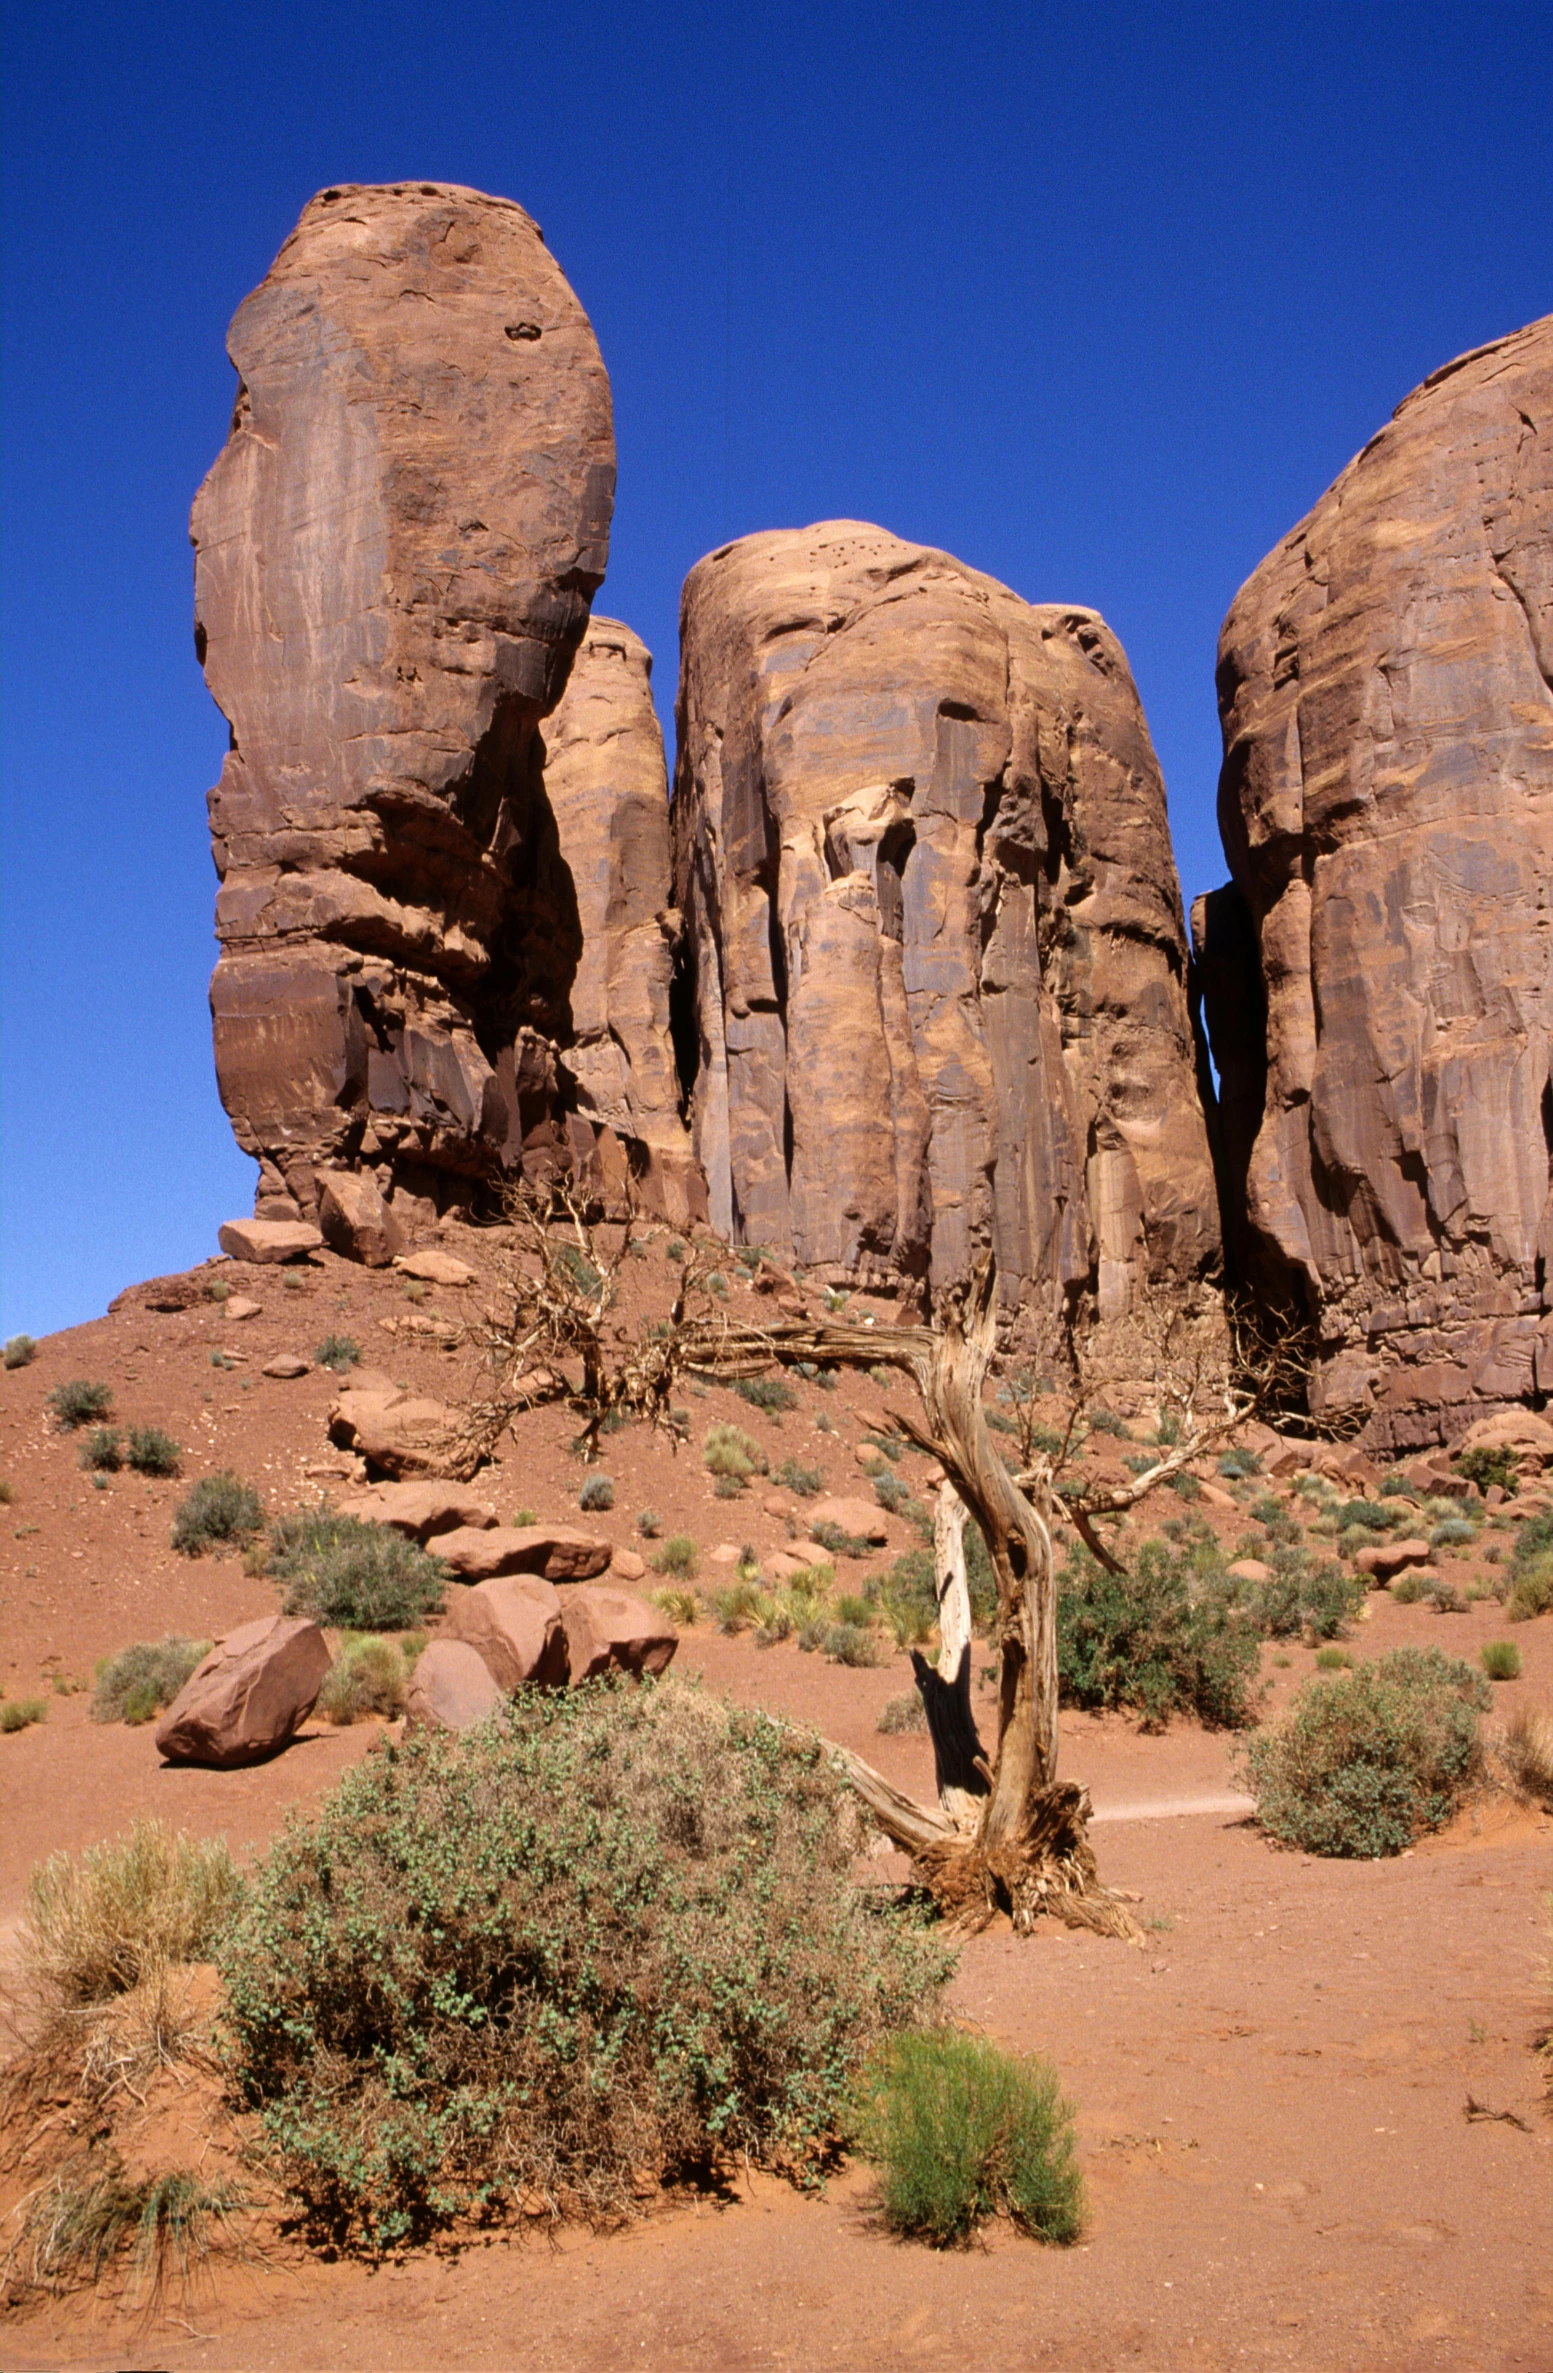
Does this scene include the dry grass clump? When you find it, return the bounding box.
[8,2163,246,2309]
[1500,1702,1553,1809]
[315,1636,419,1725]
[22,1820,243,2007]
[92,1637,210,1726]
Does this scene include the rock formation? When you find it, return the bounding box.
[671,521,1218,1319]
[1197,313,1553,1447]
[193,182,697,1232]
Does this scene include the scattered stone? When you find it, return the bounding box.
[395,1249,476,1288]
[318,1171,405,1269]
[710,1544,741,1567]
[854,1443,887,1469]
[610,1547,647,1582]
[433,1524,612,1583]
[225,1296,261,1321]
[328,1387,461,1480]
[1199,1482,1240,1513]
[154,1616,330,1768]
[443,1576,569,1690]
[787,1538,832,1568]
[762,1493,794,1520]
[1354,1538,1433,1584]
[335,1481,498,1541]
[405,1639,504,1733]
[1226,1559,1272,1585]
[810,1496,890,1544]
[217,1218,323,1264]
[262,1353,312,1379]
[560,1587,678,1681]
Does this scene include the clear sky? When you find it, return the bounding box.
[3,1,1550,1340]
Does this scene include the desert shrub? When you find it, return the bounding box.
[24,1818,243,2005]
[874,1472,914,1516]
[125,1425,181,1477]
[1429,1517,1478,1551]
[637,1508,664,1537]
[1,1698,48,1733]
[1168,1470,1202,1501]
[825,1622,882,1668]
[1088,1408,1130,1439]
[4,1333,37,1369]
[92,1638,210,1726]
[1241,1646,1490,1857]
[857,2031,1083,2248]
[1454,1445,1518,1496]
[704,1271,727,1297]
[1480,1640,1522,1681]
[314,1334,361,1374]
[1507,1554,1553,1622]
[1249,1494,1302,1545]
[1334,1497,1396,1533]
[578,1473,615,1512]
[1501,1702,1553,1807]
[171,1471,263,1556]
[703,1422,766,1486]
[1379,1471,1416,1498]
[711,1580,764,1632]
[734,1375,796,1417]
[653,1533,698,1579]
[220,1681,950,2247]
[812,1519,873,1561]
[1228,1545,1366,1643]
[777,1458,823,1497]
[12,2163,246,2307]
[712,1473,745,1499]
[266,1508,447,1631]
[48,1379,114,1430]
[877,1692,927,1735]
[834,1592,875,1627]
[1314,1646,1352,1671]
[1056,1543,1260,1728]
[1390,1569,1427,1605]
[317,1637,410,1725]
[80,1425,123,1472]
[652,1587,699,1626]
[1216,1446,1260,1479]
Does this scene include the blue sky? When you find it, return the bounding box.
[3,1,1550,1339]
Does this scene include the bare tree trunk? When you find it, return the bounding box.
[909,1482,986,1829]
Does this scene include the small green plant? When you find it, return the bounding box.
[1,1697,48,1733]
[266,1508,447,1630]
[824,1289,849,1314]
[1240,1645,1491,1857]
[1334,1497,1396,1534]
[834,1592,875,1627]
[812,1518,873,1561]
[857,2031,1084,2247]
[734,1375,796,1417]
[1088,1408,1130,1439]
[314,1334,361,1374]
[1379,1471,1416,1498]
[705,1271,727,1297]
[1314,1645,1352,1671]
[513,1507,537,1527]
[316,1636,412,1724]
[703,1422,766,1486]
[712,1580,764,1632]
[777,1458,823,1497]
[92,1638,210,1726]
[1390,1569,1427,1604]
[1454,1445,1518,1497]
[825,1622,882,1667]
[48,1379,114,1430]
[877,1692,927,1734]
[652,1533,698,1579]
[80,1425,124,1473]
[1507,1557,1553,1621]
[1480,1640,1522,1681]
[874,1472,915,1516]
[3,1333,37,1369]
[665,1238,685,1261]
[402,1278,427,1304]
[0,1479,14,1504]
[171,1471,263,1556]
[578,1473,616,1512]
[125,1425,181,1477]
[651,1587,699,1626]
[637,1508,665,1538]
[206,1276,231,1302]
[210,1348,234,1370]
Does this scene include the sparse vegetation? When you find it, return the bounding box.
[777,1458,823,1497]
[812,1518,873,1561]
[219,1680,950,2247]
[877,1691,928,1734]
[1454,1445,1518,1497]
[652,1587,699,1626]
[314,1333,361,1373]
[4,1332,38,1369]
[856,2030,1084,2248]
[825,1622,883,1667]
[265,1508,448,1630]
[578,1472,616,1512]
[1500,1702,1553,1807]
[1430,1517,1478,1551]
[79,1424,123,1472]
[10,2164,247,2309]
[1,1696,48,1733]
[126,1423,182,1477]
[1315,1645,1353,1671]
[171,1470,264,1556]
[1242,1646,1491,1857]
[48,1378,114,1430]
[316,1635,415,1724]
[1481,1640,1522,1681]
[92,1637,210,1725]
[637,1508,665,1537]
[652,1533,699,1579]
[703,1421,767,1487]
[734,1375,797,1417]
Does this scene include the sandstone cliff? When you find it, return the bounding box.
[1198,313,1553,1446]
[671,521,1217,1318]
[193,181,680,1229]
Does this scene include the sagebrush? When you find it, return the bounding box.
[265,1507,448,1630]
[92,1637,210,1726]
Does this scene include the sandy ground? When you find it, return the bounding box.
[0,1229,1549,2370]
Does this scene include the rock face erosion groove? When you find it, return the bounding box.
[1196,312,1553,1448]
[193,182,696,1232]
[671,520,1218,1322]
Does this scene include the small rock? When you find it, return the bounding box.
[154,1616,330,1768]
[854,1443,886,1469]
[262,1353,312,1379]
[1354,1537,1432,1583]
[328,1387,460,1480]
[560,1587,678,1681]
[763,1493,794,1520]
[335,1481,498,1541]
[318,1171,405,1269]
[434,1524,612,1583]
[405,1639,504,1732]
[787,1538,832,1568]
[610,1547,647,1582]
[225,1296,262,1321]
[443,1577,568,1690]
[217,1218,323,1264]
[710,1543,741,1567]
[1226,1558,1272,1585]
[810,1496,889,1544]
[1199,1482,1240,1513]
[395,1249,476,1287]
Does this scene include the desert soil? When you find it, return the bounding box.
[0,1227,1548,2371]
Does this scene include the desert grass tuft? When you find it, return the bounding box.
[92,1637,210,1726]
[22,1817,243,2008]
[857,2030,1084,2247]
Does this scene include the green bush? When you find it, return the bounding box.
[48,1380,114,1431]
[92,1638,210,1726]
[1429,1517,1478,1551]
[1507,1554,1553,1622]
[1334,1498,1396,1534]
[125,1425,181,1478]
[3,1334,37,1369]
[266,1509,447,1631]
[825,1622,882,1668]
[314,1334,361,1375]
[857,2031,1084,2247]
[733,1375,796,1417]
[652,1533,698,1579]
[79,1426,123,1473]
[1225,1545,1366,1643]
[777,1459,823,1498]
[171,1471,264,1556]
[874,1472,914,1516]
[317,1636,414,1724]
[1314,1645,1352,1671]
[1240,1646,1491,1857]
[636,1508,664,1538]
[219,1680,950,2247]
[1056,1542,1260,1728]
[703,1423,766,1485]
[578,1473,615,1512]
[1454,1445,1518,1497]
[1481,1640,1522,1681]
[1216,1446,1259,1479]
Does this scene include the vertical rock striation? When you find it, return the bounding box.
[671,521,1217,1318]
[193,181,649,1226]
[1198,313,1553,1446]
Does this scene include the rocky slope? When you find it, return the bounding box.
[671,521,1217,1319]
[1198,313,1553,1447]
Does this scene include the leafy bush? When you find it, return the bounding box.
[92,1638,210,1726]
[317,1637,413,1724]
[711,1580,763,1632]
[314,1334,361,1374]
[874,1472,914,1516]
[637,1508,664,1538]
[578,1473,615,1512]
[1502,1702,1553,1807]
[1379,1471,1416,1498]
[1314,1646,1352,1671]
[25,1818,242,2005]
[1056,1543,1260,1728]
[1241,1646,1491,1857]
[1481,1640,1522,1681]
[777,1459,823,1497]
[125,1425,181,1477]
[652,1534,698,1579]
[834,1592,875,1627]
[1249,1493,1302,1544]
[812,1519,872,1561]
[1,1698,48,1733]
[1088,1408,1130,1440]
[1226,1545,1366,1642]
[1390,1568,1427,1605]
[1334,1498,1396,1533]
[857,2031,1084,2247]
[877,1692,927,1735]
[703,1422,766,1487]
[825,1623,882,1668]
[80,1426,123,1472]
[220,1681,950,2247]
[266,1509,447,1631]
[1454,1445,1518,1496]
[171,1471,264,1556]
[734,1376,796,1417]
[4,1333,37,1369]
[48,1379,114,1430]
[1429,1517,1477,1551]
